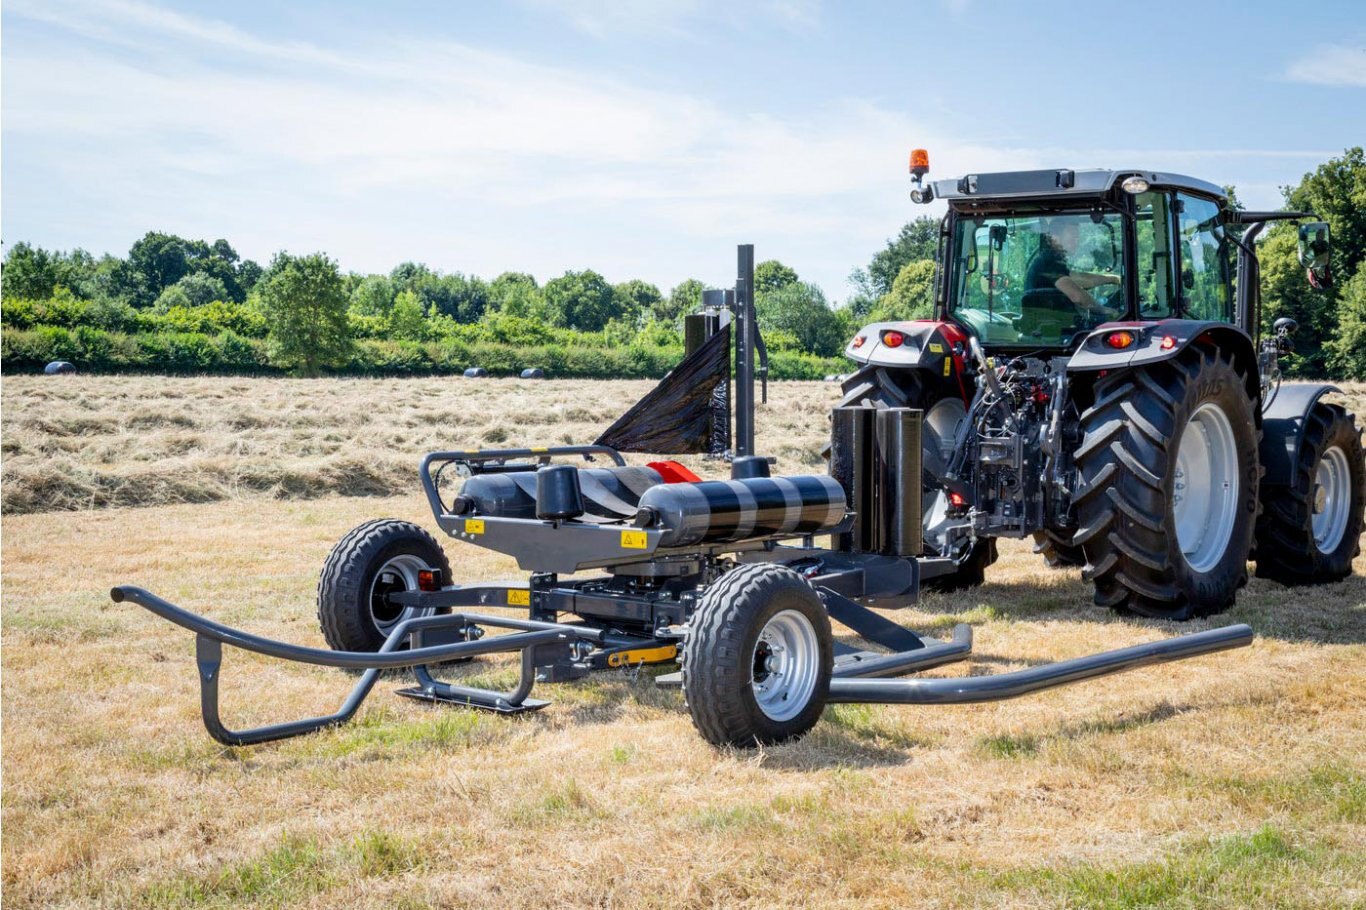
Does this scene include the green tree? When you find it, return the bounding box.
[866,216,939,296]
[543,269,615,331]
[611,279,662,327]
[2,242,58,299]
[350,275,396,316]
[388,289,428,341]
[1326,268,1366,379]
[489,272,545,318]
[869,259,935,322]
[754,260,798,294]
[755,282,844,357]
[659,278,705,324]
[259,252,352,375]
[154,272,228,310]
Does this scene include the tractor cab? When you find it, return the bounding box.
[933,168,1238,355]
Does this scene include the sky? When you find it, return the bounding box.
[3,0,1364,302]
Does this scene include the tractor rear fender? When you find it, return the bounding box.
[1066,321,1260,403]
[845,320,971,374]
[1259,383,1343,486]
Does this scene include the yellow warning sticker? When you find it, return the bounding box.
[943,358,952,376]
[928,343,944,353]
[607,645,677,667]
[464,518,485,535]
[507,589,531,606]
[620,530,649,549]
[530,446,548,453]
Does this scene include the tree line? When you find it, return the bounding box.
[2,147,1363,379]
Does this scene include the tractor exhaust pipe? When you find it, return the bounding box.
[827,624,1253,705]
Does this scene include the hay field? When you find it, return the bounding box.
[2,375,1365,909]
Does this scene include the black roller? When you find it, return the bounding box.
[636,475,846,547]
[536,465,584,520]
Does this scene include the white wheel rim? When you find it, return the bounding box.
[1173,402,1240,573]
[369,554,434,636]
[1313,445,1352,554]
[751,609,820,722]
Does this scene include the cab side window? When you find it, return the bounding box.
[1176,193,1233,322]
[1134,191,1177,318]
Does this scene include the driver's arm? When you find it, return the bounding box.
[1055,275,1110,313]
[1068,271,1122,290]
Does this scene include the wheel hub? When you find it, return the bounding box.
[1173,402,1240,574]
[368,554,434,636]
[750,610,819,722]
[1312,445,1352,553]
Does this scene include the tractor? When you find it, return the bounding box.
[838,152,1365,619]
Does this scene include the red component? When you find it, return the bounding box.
[418,569,440,592]
[1105,331,1135,349]
[852,334,866,349]
[948,491,967,508]
[1161,335,1177,350]
[1033,387,1050,404]
[646,461,701,483]
[882,330,905,348]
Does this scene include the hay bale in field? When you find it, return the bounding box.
[519,368,546,379]
[44,361,77,375]
[463,367,489,378]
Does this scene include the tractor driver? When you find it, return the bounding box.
[1027,219,1122,319]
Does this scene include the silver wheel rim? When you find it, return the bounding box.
[751,609,820,722]
[1173,402,1240,573]
[1313,445,1351,554]
[369,554,434,636]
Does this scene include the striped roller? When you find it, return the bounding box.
[636,475,847,547]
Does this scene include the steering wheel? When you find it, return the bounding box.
[1076,281,1123,321]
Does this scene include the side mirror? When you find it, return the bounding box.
[1298,221,1332,289]
[1274,316,1298,336]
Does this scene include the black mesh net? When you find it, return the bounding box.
[595,325,730,455]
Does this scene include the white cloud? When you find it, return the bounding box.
[1285,43,1366,88]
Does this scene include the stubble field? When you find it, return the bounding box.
[2,374,1364,909]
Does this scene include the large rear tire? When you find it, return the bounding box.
[682,564,832,748]
[1255,403,1365,584]
[1075,346,1260,619]
[317,519,452,652]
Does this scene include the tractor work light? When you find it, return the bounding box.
[1105,331,1136,349]
[882,330,905,348]
[1121,175,1151,194]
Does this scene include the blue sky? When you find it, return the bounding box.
[3,0,1364,302]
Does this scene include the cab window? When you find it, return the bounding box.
[1134,191,1177,318]
[1175,193,1233,322]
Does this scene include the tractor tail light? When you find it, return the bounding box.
[1104,331,1135,349]
[852,334,866,349]
[883,331,905,348]
[1161,335,1177,350]
[948,491,967,509]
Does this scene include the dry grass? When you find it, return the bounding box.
[2,376,1365,909]
[0,375,837,513]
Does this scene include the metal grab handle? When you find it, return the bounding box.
[827,624,1253,705]
[419,445,626,517]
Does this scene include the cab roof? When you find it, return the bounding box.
[929,168,1226,205]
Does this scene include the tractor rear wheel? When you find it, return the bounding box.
[317,519,452,652]
[1255,403,1365,584]
[682,564,832,747]
[1074,345,1260,619]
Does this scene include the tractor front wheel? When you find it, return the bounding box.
[682,564,833,747]
[1075,345,1260,619]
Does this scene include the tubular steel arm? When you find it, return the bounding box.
[111,585,603,746]
[827,624,1253,704]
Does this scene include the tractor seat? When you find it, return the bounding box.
[457,466,664,522]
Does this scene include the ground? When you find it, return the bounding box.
[2,376,1364,909]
